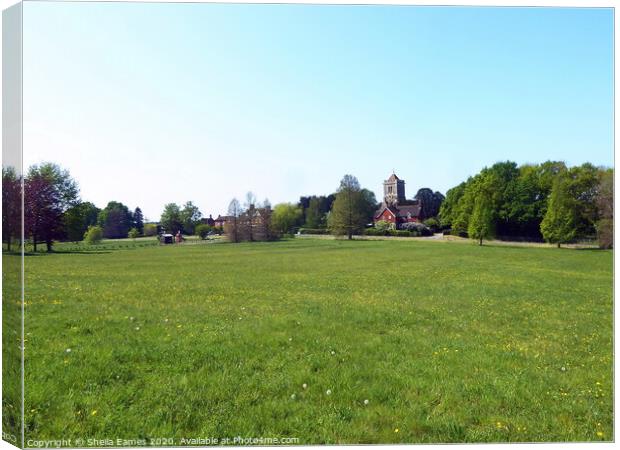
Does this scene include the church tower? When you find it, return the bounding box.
[383,173,406,206]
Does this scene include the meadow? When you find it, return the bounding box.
[10,237,613,444]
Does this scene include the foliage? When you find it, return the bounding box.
[225,198,242,243]
[143,223,158,237]
[98,201,132,239]
[83,225,103,245]
[298,228,329,235]
[160,203,183,235]
[424,217,440,233]
[595,169,613,249]
[128,228,140,240]
[540,171,577,247]
[195,224,215,240]
[25,163,80,251]
[271,203,303,235]
[328,175,375,239]
[2,167,21,251]
[64,202,100,243]
[180,201,202,235]
[467,179,495,245]
[400,222,432,236]
[374,220,394,233]
[415,188,445,220]
[133,207,144,234]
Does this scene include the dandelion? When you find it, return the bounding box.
[302,383,307,389]
[597,431,604,438]
[364,399,369,405]
[290,394,296,400]
[326,389,332,396]
[561,366,566,372]
[394,428,399,433]
[331,350,336,355]
[65,348,72,353]
[91,410,97,416]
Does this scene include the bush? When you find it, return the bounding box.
[374,220,394,233]
[144,223,158,236]
[424,217,440,233]
[298,228,328,235]
[195,224,214,239]
[400,222,432,236]
[128,228,140,239]
[84,225,103,245]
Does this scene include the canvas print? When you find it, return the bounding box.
[2,1,614,447]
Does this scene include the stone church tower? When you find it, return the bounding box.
[383,173,406,206]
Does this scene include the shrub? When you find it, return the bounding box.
[299,228,328,235]
[84,225,103,245]
[374,220,394,233]
[424,217,440,233]
[400,222,432,236]
[128,228,140,239]
[195,224,213,239]
[144,223,158,236]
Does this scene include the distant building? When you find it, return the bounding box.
[214,215,229,228]
[373,173,421,228]
[201,215,216,227]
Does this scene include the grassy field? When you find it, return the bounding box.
[10,238,613,444]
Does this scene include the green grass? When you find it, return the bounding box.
[11,238,614,443]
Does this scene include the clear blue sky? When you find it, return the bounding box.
[22,2,613,220]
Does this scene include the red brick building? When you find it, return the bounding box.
[373,173,422,228]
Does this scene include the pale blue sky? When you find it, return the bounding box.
[23,2,613,220]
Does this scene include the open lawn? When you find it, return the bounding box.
[8,238,613,444]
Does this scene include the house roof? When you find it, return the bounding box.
[374,204,421,219]
[394,204,421,217]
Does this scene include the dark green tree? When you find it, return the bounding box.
[133,207,144,234]
[328,175,372,240]
[98,201,132,239]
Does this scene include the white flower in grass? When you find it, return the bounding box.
[326,389,332,396]
[65,348,72,353]
[330,351,335,355]
[561,366,566,372]
[289,337,293,342]
[135,327,140,331]
[129,317,135,321]
[302,383,307,389]
[364,399,369,405]
[290,394,296,400]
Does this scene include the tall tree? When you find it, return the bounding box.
[540,172,576,247]
[180,201,202,235]
[271,203,302,235]
[304,197,321,228]
[133,207,144,234]
[328,174,370,240]
[2,167,21,251]
[64,202,100,243]
[98,201,132,238]
[160,203,183,235]
[595,168,613,249]
[467,181,495,246]
[415,188,445,220]
[25,174,62,252]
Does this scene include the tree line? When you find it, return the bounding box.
[439,161,613,248]
[224,175,445,242]
[2,163,148,251]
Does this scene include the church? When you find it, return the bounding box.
[373,173,422,228]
